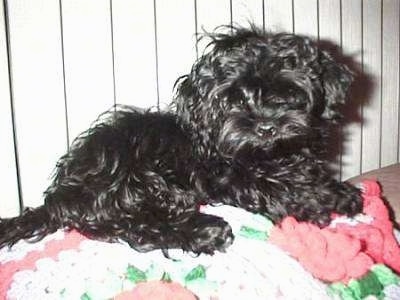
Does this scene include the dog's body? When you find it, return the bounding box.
[0,26,361,255]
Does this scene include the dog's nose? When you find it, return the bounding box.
[256,123,277,137]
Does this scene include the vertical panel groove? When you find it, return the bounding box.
[58,0,70,148]
[339,0,344,180]
[194,0,199,58]
[397,0,400,162]
[109,0,117,107]
[360,0,364,174]
[2,0,23,213]
[262,0,265,31]
[152,0,160,110]
[316,0,320,40]
[291,0,295,33]
[379,0,383,168]
[339,0,343,46]
[229,0,233,26]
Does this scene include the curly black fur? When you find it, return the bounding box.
[0,26,362,255]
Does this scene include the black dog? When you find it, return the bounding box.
[0,26,361,255]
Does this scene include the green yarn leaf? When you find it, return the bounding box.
[238,225,269,240]
[328,283,358,300]
[348,271,383,299]
[328,266,398,300]
[126,265,147,283]
[80,293,92,300]
[184,265,206,282]
[371,264,400,286]
[60,288,66,297]
[161,271,172,282]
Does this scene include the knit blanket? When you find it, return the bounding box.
[1,180,399,300]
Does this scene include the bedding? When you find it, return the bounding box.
[1,181,399,300]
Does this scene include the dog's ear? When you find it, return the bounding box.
[319,51,354,122]
[173,74,215,155]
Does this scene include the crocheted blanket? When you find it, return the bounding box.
[1,180,399,300]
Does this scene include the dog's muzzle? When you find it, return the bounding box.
[255,123,277,138]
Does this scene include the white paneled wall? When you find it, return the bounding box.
[0,0,399,217]
[341,0,363,180]
[111,0,158,108]
[0,1,19,217]
[2,0,68,213]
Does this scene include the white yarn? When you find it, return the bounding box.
[2,205,400,300]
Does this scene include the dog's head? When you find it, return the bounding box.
[174,26,353,160]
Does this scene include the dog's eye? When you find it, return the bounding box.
[246,97,255,106]
[267,96,288,106]
[235,90,258,111]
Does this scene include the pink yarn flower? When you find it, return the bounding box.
[114,281,197,300]
[269,216,374,283]
[269,180,400,283]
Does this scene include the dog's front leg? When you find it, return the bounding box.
[103,189,234,255]
[114,211,234,255]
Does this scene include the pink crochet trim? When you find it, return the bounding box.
[115,281,197,300]
[0,230,87,299]
[270,180,400,283]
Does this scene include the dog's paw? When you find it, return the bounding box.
[186,214,234,255]
[293,182,363,227]
[334,183,363,216]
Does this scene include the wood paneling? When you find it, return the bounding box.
[341,0,363,180]
[155,0,196,109]
[111,0,158,108]
[195,0,231,56]
[361,0,382,173]
[293,0,318,37]
[0,0,399,216]
[5,0,67,209]
[381,0,400,167]
[264,0,293,33]
[61,0,115,141]
[231,0,264,28]
[0,1,19,216]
